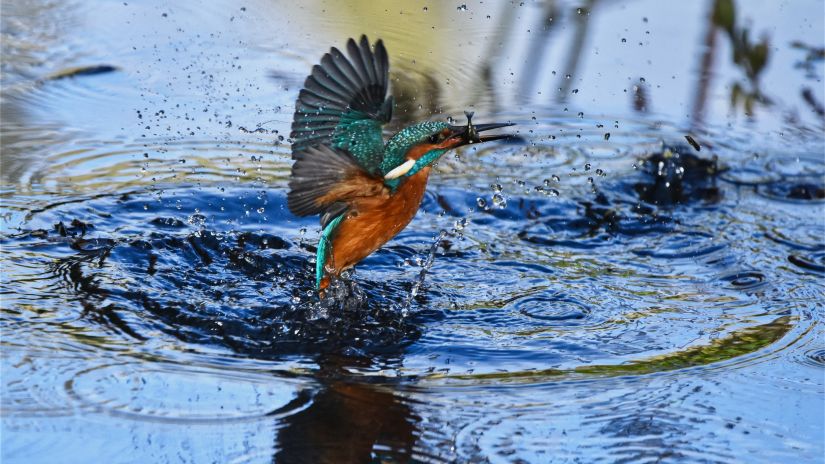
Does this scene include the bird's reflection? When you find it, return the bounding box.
[274,354,418,464]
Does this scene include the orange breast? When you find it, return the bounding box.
[326,167,431,276]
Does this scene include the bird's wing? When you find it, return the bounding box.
[290,35,393,175]
[288,145,388,228]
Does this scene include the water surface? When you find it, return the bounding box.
[2,0,823,462]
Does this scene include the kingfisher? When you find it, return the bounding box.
[287,35,514,293]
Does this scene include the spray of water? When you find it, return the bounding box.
[403,229,448,315]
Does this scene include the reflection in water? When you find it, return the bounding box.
[275,355,418,464]
[691,0,722,127]
[514,0,560,103]
[555,0,597,103]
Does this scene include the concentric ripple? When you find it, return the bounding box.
[64,363,307,423]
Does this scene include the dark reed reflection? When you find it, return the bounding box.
[274,355,419,464]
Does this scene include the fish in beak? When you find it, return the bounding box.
[449,111,515,147]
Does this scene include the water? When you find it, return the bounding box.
[2,0,824,462]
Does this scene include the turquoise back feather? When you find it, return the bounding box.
[330,111,386,174]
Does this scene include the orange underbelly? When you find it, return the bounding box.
[327,167,430,275]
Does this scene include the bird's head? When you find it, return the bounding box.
[382,113,515,181]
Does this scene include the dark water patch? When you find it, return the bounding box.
[718,270,768,291]
[761,219,824,276]
[801,348,825,368]
[4,188,427,360]
[788,253,825,274]
[758,178,825,202]
[512,292,592,326]
[633,143,723,206]
[513,196,675,250]
[421,186,675,248]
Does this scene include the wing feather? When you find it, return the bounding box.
[287,145,387,227]
[289,35,393,173]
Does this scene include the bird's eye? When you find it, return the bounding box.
[428,134,440,144]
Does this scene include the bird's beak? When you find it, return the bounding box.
[447,111,515,147]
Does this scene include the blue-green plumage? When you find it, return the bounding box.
[329,112,450,182]
[331,115,385,174]
[380,121,450,176]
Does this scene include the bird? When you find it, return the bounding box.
[287,35,514,293]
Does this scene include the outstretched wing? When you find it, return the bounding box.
[288,145,387,227]
[290,35,394,175]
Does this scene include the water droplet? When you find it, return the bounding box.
[604,132,611,141]
[422,6,428,11]
[492,193,507,209]
[453,217,467,231]
[456,4,467,11]
[577,111,584,118]
[584,163,591,171]
[491,183,503,193]
[476,197,487,208]
[552,175,561,182]
[621,38,627,43]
